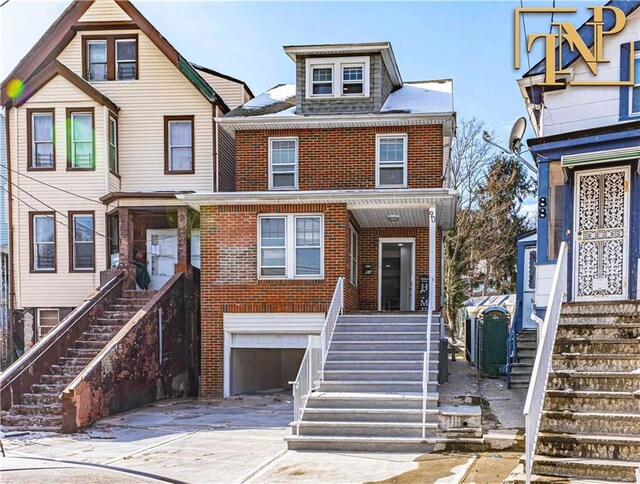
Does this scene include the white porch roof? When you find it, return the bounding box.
[176,189,458,229]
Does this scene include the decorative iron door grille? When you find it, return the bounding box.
[574,166,630,301]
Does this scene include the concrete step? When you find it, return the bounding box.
[557,319,640,339]
[329,341,438,352]
[67,348,100,358]
[549,371,640,392]
[50,364,84,375]
[532,454,639,482]
[87,324,122,334]
[305,392,438,410]
[294,420,438,438]
[326,351,434,362]
[510,380,532,388]
[286,435,438,452]
[517,350,537,360]
[74,340,107,350]
[335,323,430,333]
[541,410,640,436]
[31,383,65,393]
[561,301,640,317]
[10,404,62,416]
[538,432,640,461]
[109,304,144,312]
[339,315,430,324]
[545,390,640,413]
[302,408,438,423]
[1,413,61,428]
[317,381,436,393]
[59,356,93,366]
[515,356,536,365]
[81,332,115,342]
[332,331,437,342]
[511,362,534,369]
[553,353,640,372]
[41,374,74,386]
[554,339,640,355]
[323,360,436,371]
[21,393,60,405]
[122,289,156,299]
[98,311,137,320]
[516,342,537,350]
[323,369,437,382]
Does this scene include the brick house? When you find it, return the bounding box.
[179,42,457,398]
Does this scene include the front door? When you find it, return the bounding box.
[379,238,415,311]
[573,166,630,302]
[146,229,178,291]
[522,245,536,329]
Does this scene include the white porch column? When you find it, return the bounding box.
[428,206,436,310]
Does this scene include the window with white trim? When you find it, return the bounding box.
[109,116,118,173]
[376,134,408,187]
[37,308,59,339]
[258,215,323,279]
[349,225,358,286]
[269,138,298,190]
[631,54,640,115]
[306,57,370,99]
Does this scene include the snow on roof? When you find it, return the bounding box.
[242,84,296,109]
[381,79,453,114]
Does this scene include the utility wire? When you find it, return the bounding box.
[0,0,11,9]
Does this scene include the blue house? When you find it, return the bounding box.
[514,229,537,333]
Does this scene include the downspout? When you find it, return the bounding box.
[212,104,218,192]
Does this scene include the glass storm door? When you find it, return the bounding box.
[573,166,630,302]
[146,229,178,291]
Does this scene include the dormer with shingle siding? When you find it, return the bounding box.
[284,43,403,115]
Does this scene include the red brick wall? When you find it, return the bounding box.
[235,125,444,192]
[199,203,352,397]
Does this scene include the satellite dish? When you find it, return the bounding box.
[509,117,527,154]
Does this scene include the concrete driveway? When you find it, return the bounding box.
[1,395,520,483]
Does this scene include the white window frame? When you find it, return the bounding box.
[37,308,59,340]
[630,53,640,115]
[257,214,324,280]
[30,112,54,168]
[115,38,137,81]
[341,64,365,97]
[268,137,298,190]
[109,115,118,173]
[375,134,408,188]
[305,56,370,99]
[309,64,334,98]
[349,224,358,286]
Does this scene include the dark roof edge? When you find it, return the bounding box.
[528,119,640,147]
[191,63,255,99]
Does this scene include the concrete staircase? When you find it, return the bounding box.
[286,314,440,451]
[0,290,155,433]
[510,328,537,388]
[531,301,640,482]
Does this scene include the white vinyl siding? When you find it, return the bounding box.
[376,134,408,188]
[258,215,323,280]
[268,137,298,190]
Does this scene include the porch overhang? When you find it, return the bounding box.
[561,146,640,169]
[176,188,458,229]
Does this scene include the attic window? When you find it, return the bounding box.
[83,35,138,82]
[342,66,364,95]
[306,57,370,99]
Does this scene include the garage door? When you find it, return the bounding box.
[223,313,325,397]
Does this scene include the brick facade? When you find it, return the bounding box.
[235,124,444,192]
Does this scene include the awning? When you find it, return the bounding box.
[561,146,640,168]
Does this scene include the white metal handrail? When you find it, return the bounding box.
[292,277,344,434]
[422,299,434,439]
[523,242,568,483]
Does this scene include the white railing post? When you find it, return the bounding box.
[523,242,568,483]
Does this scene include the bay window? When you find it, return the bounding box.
[376,134,408,187]
[259,215,323,279]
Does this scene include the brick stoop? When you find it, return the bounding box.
[529,301,640,482]
[0,290,155,433]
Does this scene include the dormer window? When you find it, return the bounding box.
[83,35,138,82]
[306,57,369,99]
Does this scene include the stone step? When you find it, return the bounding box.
[41,374,74,386]
[122,289,156,299]
[286,435,438,452]
[561,301,640,317]
[332,331,437,342]
[323,369,437,382]
[544,390,640,413]
[554,339,640,355]
[67,348,100,358]
[87,324,122,334]
[549,371,640,392]
[305,392,438,410]
[0,424,61,433]
[21,392,60,405]
[323,360,435,371]
[50,364,84,375]
[511,362,534,369]
[329,341,438,352]
[540,410,640,436]
[74,340,107,350]
[326,351,434,362]
[301,408,438,423]
[335,323,430,333]
[531,455,639,482]
[293,420,438,438]
[557,323,640,340]
[317,381,436,393]
[538,432,640,461]
[81,332,116,342]
[59,356,94,366]
[110,304,144,311]
[10,404,62,416]
[1,413,61,428]
[115,297,152,306]
[31,383,65,393]
[553,353,640,372]
[98,311,137,320]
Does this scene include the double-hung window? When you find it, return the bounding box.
[86,40,108,81]
[67,109,94,170]
[70,212,95,272]
[28,109,55,169]
[165,116,194,174]
[631,54,640,115]
[306,57,369,98]
[37,309,59,339]
[31,213,55,272]
[259,215,323,279]
[269,138,298,189]
[116,39,137,80]
[109,116,118,173]
[84,36,137,81]
[342,65,364,95]
[349,225,358,286]
[311,66,333,96]
[376,134,408,187]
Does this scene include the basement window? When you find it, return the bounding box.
[37,308,59,339]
